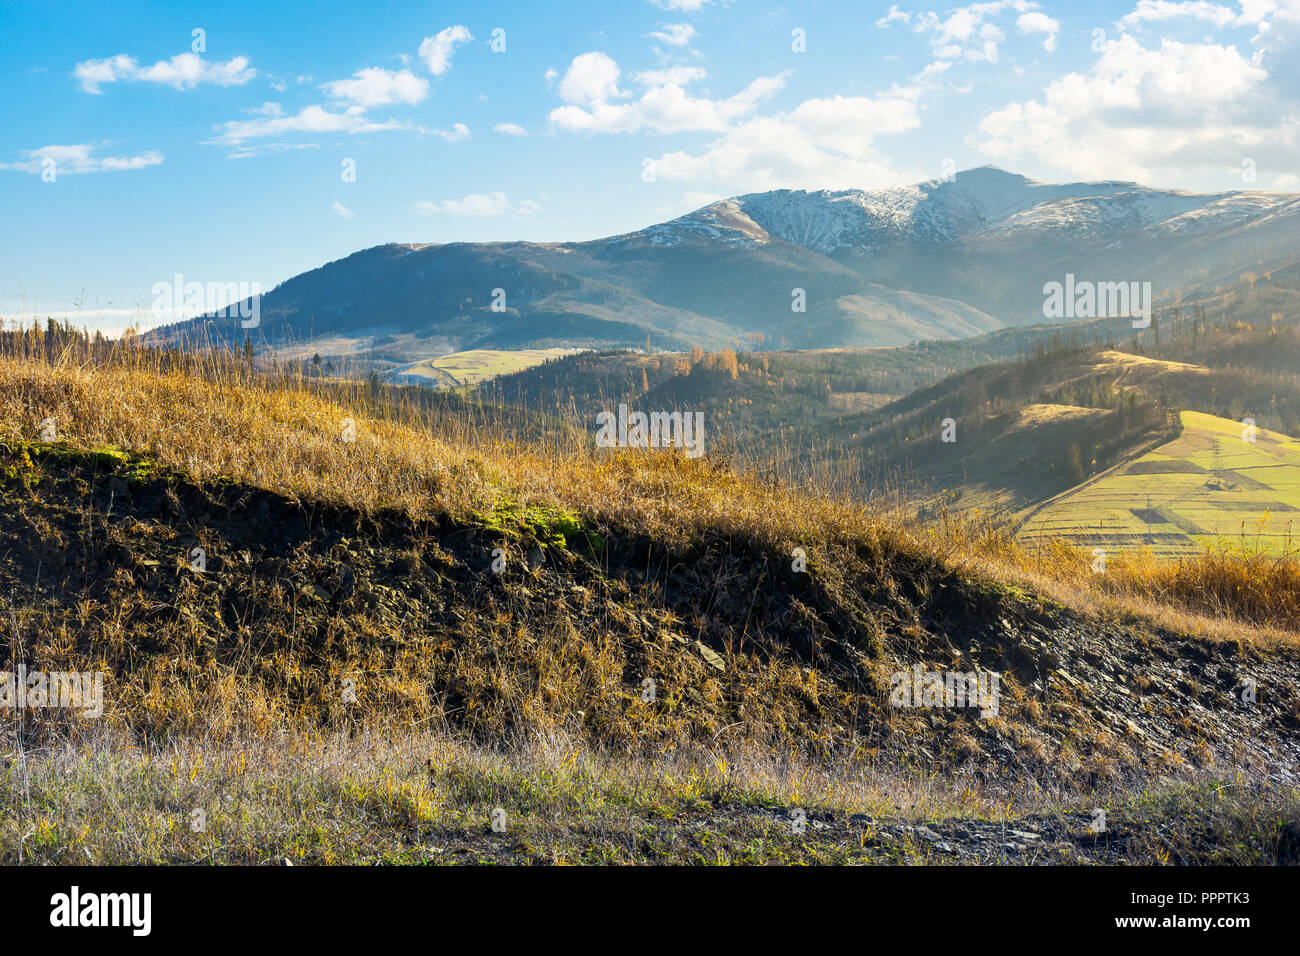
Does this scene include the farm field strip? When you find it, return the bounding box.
[1019,411,1300,557]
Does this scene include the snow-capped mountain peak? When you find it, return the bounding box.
[636,166,1296,257]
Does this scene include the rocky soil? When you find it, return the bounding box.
[2,440,1299,794]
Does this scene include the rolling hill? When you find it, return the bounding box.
[487,315,1300,537]
[4,345,1300,865]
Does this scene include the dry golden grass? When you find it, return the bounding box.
[1007,534,1300,636]
[4,720,1296,864]
[0,722,1041,864]
[3,343,1300,865]
[1125,546,1300,630]
[1,343,1297,642]
[0,349,921,561]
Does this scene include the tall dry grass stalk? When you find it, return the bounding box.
[1,329,1298,637]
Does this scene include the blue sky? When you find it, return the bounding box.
[3,0,1298,333]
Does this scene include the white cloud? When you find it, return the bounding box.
[413,192,538,217]
[1117,1,1238,31]
[876,5,911,28]
[0,143,163,174]
[331,201,355,219]
[558,52,625,106]
[208,103,410,145]
[786,93,922,155]
[1016,12,1059,51]
[647,0,721,10]
[209,83,465,151]
[493,122,528,136]
[646,87,924,191]
[550,52,786,134]
[418,25,472,76]
[975,33,1296,182]
[225,142,320,160]
[548,46,927,191]
[913,60,953,85]
[323,67,429,107]
[633,65,708,86]
[646,23,697,47]
[435,123,471,142]
[75,52,255,93]
[442,193,509,217]
[99,152,164,171]
[910,1,1066,64]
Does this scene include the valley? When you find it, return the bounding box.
[145,167,1300,366]
[8,167,1300,873]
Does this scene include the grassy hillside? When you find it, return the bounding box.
[804,347,1181,513]
[1020,411,1300,557]
[488,333,1166,473]
[1,342,1299,863]
[487,328,1300,534]
[490,324,1162,425]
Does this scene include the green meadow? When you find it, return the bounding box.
[1019,411,1300,557]
[398,348,584,387]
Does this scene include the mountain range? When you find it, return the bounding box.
[152,166,1300,363]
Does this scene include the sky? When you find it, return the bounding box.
[2,0,1299,334]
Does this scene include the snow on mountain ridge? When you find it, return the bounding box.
[728,169,1186,253]
[636,198,771,246]
[628,167,1121,252]
[613,166,1299,257]
[984,190,1210,238]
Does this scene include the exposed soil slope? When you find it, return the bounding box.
[3,440,1298,793]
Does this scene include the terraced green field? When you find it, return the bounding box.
[394,348,584,387]
[1019,411,1300,557]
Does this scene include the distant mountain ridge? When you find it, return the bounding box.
[151,167,1300,364]
[669,168,1298,256]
